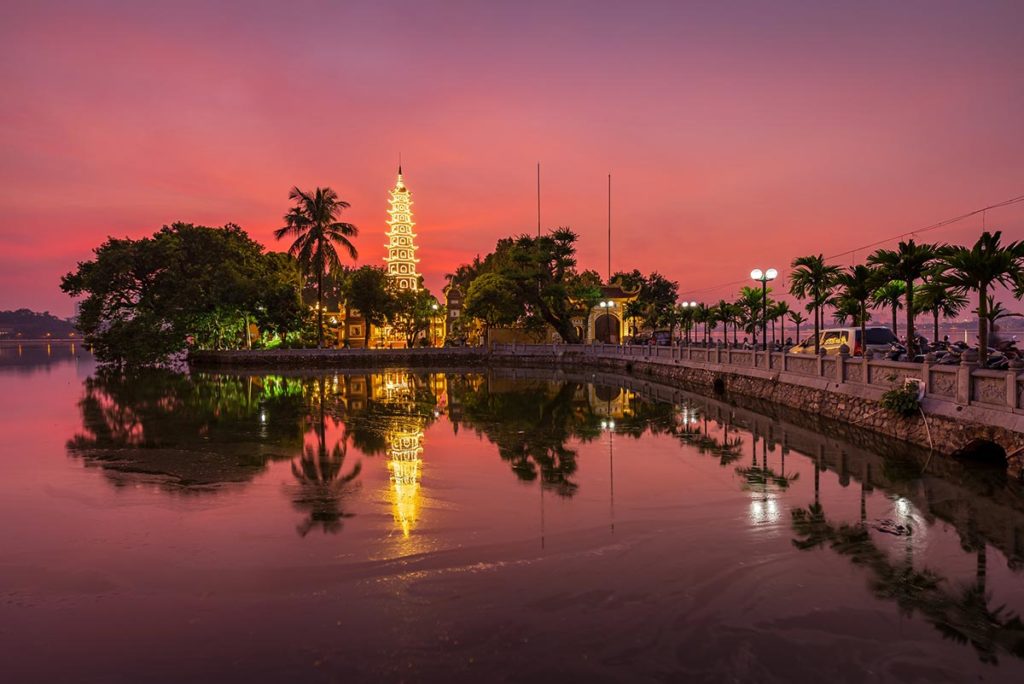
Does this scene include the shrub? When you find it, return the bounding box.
[881,376,921,416]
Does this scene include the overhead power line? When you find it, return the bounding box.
[677,193,1024,298]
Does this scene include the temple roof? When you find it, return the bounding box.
[600,284,640,299]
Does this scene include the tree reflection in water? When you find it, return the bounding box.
[288,376,362,537]
[455,380,588,496]
[791,507,1024,664]
[67,368,307,490]
[452,379,677,497]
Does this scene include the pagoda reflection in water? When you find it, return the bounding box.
[372,371,447,537]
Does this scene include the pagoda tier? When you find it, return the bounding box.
[384,167,421,291]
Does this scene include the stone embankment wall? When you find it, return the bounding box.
[189,345,1024,477]
[494,344,1024,478]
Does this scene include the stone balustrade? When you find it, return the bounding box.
[492,343,1024,415]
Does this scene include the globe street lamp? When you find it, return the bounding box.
[750,268,777,351]
[597,300,616,344]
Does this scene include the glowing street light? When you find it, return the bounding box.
[750,268,777,351]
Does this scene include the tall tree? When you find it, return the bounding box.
[915,280,967,345]
[836,265,879,356]
[274,186,359,348]
[345,266,396,348]
[464,272,521,344]
[490,229,598,343]
[871,279,905,337]
[938,231,1023,364]
[736,286,764,345]
[788,310,806,345]
[61,223,303,363]
[772,300,791,346]
[789,255,840,354]
[391,283,441,347]
[867,240,940,356]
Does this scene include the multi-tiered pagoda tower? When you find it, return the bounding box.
[383,166,420,291]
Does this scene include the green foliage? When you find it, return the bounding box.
[871,279,906,335]
[880,378,921,417]
[868,240,941,355]
[464,272,520,328]
[790,254,842,353]
[390,281,440,347]
[935,231,1024,363]
[274,186,359,347]
[344,265,397,346]
[455,228,597,343]
[61,223,304,364]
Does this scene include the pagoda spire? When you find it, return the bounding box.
[383,165,419,291]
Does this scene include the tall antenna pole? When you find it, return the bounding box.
[537,162,541,236]
[607,173,612,282]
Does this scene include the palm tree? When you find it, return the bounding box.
[938,231,1024,364]
[773,301,791,346]
[836,265,879,356]
[714,299,732,345]
[696,303,713,345]
[789,255,841,354]
[737,286,763,346]
[871,279,905,337]
[275,187,359,348]
[867,240,940,356]
[788,310,806,345]
[915,280,967,345]
[982,295,1022,335]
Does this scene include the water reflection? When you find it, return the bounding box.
[0,340,85,374]
[289,377,362,537]
[58,365,1024,667]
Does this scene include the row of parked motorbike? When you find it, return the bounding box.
[883,338,1021,369]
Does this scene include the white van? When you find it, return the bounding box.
[789,326,897,356]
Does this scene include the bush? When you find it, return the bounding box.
[880,377,921,416]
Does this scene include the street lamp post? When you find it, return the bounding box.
[431,303,439,347]
[597,300,616,343]
[750,268,778,351]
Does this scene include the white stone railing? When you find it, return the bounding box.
[491,343,1024,414]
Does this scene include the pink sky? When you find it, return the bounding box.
[1,0,1022,317]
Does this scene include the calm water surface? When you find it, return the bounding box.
[2,342,1024,682]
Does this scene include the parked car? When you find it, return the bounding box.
[789,326,897,356]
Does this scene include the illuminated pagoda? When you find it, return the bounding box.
[383,166,420,291]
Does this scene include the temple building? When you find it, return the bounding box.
[383,166,421,292]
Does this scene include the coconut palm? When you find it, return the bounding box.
[836,265,879,356]
[788,310,807,345]
[867,240,941,356]
[275,187,359,348]
[938,231,1024,364]
[871,279,905,336]
[915,280,967,346]
[789,255,841,354]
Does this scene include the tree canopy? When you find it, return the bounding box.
[61,222,304,364]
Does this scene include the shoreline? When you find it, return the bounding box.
[188,346,1024,478]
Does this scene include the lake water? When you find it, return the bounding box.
[2,342,1024,682]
